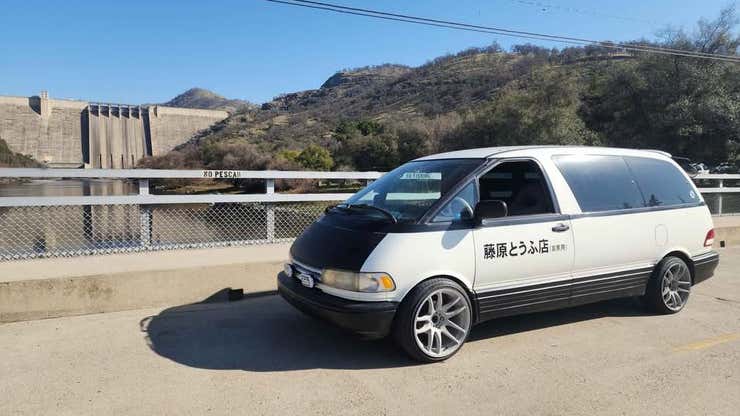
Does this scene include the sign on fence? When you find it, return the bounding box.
[202,170,242,179]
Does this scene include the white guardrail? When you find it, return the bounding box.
[0,169,737,261]
[0,168,384,207]
[691,174,740,215]
[0,169,737,207]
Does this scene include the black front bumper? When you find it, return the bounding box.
[693,251,720,285]
[277,272,398,339]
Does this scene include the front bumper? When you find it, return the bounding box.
[693,251,720,285]
[277,272,398,339]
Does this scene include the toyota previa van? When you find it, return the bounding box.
[278,146,720,362]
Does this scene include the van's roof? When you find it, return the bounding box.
[415,145,672,161]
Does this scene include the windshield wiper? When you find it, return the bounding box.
[334,203,397,223]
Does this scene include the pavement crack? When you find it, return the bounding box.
[714,296,740,304]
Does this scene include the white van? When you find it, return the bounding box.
[278,146,719,362]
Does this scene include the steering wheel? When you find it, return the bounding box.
[439,197,474,220]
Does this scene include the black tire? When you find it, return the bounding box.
[392,278,473,363]
[644,256,692,314]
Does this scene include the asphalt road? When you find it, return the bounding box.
[1,249,739,416]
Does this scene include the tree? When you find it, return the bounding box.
[581,5,740,164]
[446,67,599,150]
[351,133,400,171]
[276,149,300,163]
[296,144,334,171]
[397,127,431,163]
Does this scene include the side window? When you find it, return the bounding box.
[553,155,645,212]
[432,181,476,222]
[624,156,699,207]
[478,160,555,216]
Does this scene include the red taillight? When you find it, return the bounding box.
[704,229,715,247]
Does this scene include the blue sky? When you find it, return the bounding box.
[0,0,733,104]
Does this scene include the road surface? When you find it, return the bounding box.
[2,248,739,415]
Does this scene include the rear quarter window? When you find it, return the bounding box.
[624,156,699,206]
[553,155,645,212]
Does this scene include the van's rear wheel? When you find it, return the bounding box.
[645,256,692,314]
[393,278,472,362]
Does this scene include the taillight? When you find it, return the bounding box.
[704,229,715,247]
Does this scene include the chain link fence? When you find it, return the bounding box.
[0,201,337,261]
[0,168,738,263]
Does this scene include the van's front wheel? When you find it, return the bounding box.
[393,278,472,362]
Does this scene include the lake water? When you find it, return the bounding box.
[0,179,137,198]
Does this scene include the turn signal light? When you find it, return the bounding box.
[380,274,395,290]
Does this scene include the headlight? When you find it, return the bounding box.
[283,262,293,278]
[320,269,396,292]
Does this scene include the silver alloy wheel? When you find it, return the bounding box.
[661,261,691,311]
[413,288,471,358]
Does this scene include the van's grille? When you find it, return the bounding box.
[292,260,322,282]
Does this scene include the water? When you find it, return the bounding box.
[0,178,137,198]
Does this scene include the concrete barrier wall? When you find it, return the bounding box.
[714,216,740,248]
[0,96,86,167]
[146,105,228,156]
[0,245,288,323]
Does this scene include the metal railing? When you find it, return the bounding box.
[0,168,737,261]
[0,168,381,261]
[690,174,740,215]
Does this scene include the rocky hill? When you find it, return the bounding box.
[186,45,530,152]
[141,8,739,172]
[163,88,253,113]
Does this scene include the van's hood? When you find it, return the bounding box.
[289,213,389,271]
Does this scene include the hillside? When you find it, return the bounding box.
[0,138,42,168]
[163,88,253,113]
[176,46,536,154]
[140,9,739,173]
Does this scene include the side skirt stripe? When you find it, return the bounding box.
[474,267,653,320]
[476,267,653,300]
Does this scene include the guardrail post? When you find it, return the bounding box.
[266,179,275,242]
[139,206,152,249]
[718,179,724,215]
[139,179,152,249]
[139,179,150,195]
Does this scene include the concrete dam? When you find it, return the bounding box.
[0,92,228,168]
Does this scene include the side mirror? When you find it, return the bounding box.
[474,200,508,225]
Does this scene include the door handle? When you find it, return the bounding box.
[552,223,570,232]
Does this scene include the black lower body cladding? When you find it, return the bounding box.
[692,251,719,284]
[474,266,653,322]
[277,272,398,339]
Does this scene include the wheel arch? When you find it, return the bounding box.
[399,274,480,324]
[658,250,695,283]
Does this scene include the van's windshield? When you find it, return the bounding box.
[336,159,484,223]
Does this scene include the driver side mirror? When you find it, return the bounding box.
[474,200,508,226]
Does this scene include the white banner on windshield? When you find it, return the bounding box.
[400,172,442,180]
